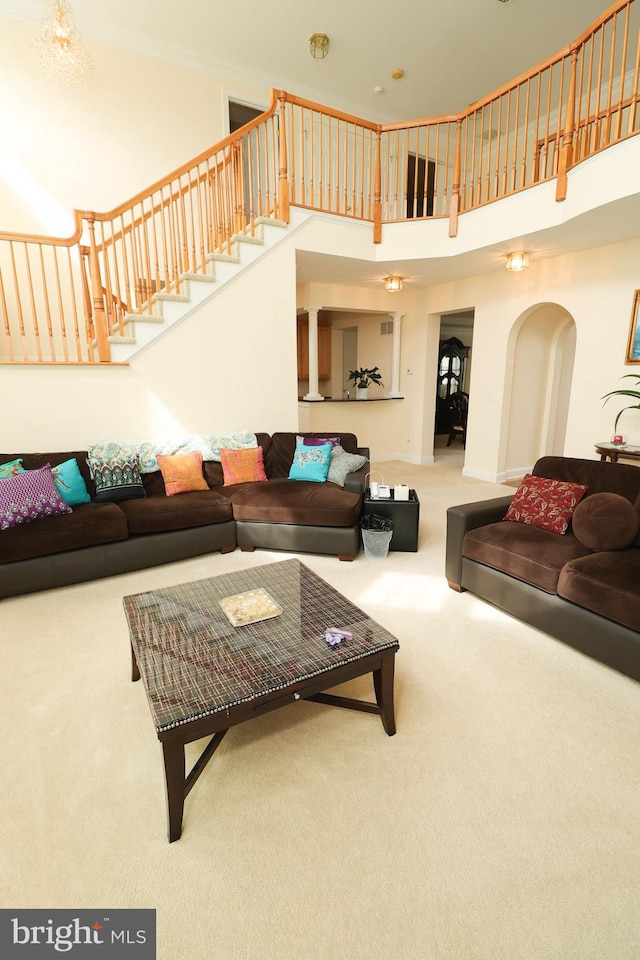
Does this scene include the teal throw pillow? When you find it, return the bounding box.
[52,458,91,506]
[0,458,25,478]
[288,442,332,483]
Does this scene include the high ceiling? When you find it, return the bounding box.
[1,0,612,120]
[1,0,633,291]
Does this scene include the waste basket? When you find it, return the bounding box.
[360,513,394,560]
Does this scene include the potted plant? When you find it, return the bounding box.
[602,375,640,435]
[347,366,384,400]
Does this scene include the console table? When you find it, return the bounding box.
[595,442,640,463]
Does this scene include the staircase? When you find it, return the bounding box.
[108,217,290,363]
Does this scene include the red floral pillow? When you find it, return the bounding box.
[504,474,588,535]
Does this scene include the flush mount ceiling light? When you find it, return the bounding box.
[505,252,530,272]
[385,276,404,293]
[32,0,93,86]
[309,33,330,59]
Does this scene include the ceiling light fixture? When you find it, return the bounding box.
[505,252,530,272]
[32,0,93,86]
[309,33,330,59]
[385,276,404,293]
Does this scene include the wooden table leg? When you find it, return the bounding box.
[162,740,186,843]
[131,643,140,682]
[373,653,397,737]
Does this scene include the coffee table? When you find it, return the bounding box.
[123,558,400,841]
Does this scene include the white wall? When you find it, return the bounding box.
[0,16,271,234]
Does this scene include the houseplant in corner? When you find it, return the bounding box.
[348,366,384,400]
[602,375,640,438]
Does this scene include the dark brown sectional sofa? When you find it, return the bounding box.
[0,432,368,599]
[446,456,640,682]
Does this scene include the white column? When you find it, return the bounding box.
[387,311,404,397]
[303,306,324,401]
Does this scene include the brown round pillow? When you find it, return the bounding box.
[571,492,640,551]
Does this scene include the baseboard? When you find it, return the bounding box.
[370,453,435,465]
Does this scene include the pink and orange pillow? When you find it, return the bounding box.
[220,446,267,485]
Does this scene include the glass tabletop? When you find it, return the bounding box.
[123,558,399,733]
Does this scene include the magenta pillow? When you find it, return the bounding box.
[297,435,341,448]
[504,474,588,535]
[0,464,73,530]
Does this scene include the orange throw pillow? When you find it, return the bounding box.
[157,451,209,496]
[220,446,267,485]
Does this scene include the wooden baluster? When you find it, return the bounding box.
[66,245,83,361]
[605,13,618,144]
[0,259,14,362]
[629,20,640,134]
[556,45,579,200]
[373,130,382,243]
[85,217,110,362]
[614,6,629,141]
[449,119,462,237]
[22,242,42,361]
[520,78,531,188]
[278,90,291,223]
[78,245,95,361]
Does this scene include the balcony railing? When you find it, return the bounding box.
[1,0,639,364]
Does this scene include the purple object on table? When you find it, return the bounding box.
[325,627,353,646]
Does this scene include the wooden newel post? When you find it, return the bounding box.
[85,216,111,362]
[556,45,579,202]
[278,92,290,223]
[373,130,382,244]
[449,118,462,238]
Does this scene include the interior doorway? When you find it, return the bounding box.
[228,100,264,133]
[503,304,576,479]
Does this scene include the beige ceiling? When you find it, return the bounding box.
[1,0,611,120]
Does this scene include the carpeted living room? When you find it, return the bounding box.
[1,1,640,958]
[2,447,638,960]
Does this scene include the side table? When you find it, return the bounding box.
[595,442,640,463]
[362,488,420,552]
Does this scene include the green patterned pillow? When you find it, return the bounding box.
[88,455,146,502]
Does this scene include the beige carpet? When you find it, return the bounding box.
[1,446,639,960]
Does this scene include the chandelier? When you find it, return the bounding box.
[32,1,94,86]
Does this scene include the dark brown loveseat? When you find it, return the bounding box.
[0,432,368,599]
[446,456,640,681]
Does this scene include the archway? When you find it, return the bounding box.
[502,303,576,479]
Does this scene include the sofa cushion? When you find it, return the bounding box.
[89,455,146,502]
[504,474,588,534]
[51,458,91,506]
[571,492,640,551]
[0,458,24,478]
[220,446,267,485]
[288,442,333,482]
[157,451,209,496]
[223,477,362,527]
[463,521,592,594]
[118,490,233,534]
[558,551,640,632]
[0,502,128,564]
[0,451,95,496]
[266,433,359,478]
[327,445,368,487]
[533,456,640,500]
[0,466,73,530]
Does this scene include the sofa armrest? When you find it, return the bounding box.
[343,447,370,494]
[445,494,514,588]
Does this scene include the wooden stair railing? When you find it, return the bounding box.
[1,0,639,364]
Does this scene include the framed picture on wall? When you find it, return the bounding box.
[625,290,640,363]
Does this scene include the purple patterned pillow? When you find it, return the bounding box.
[296,435,341,448]
[0,464,73,530]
